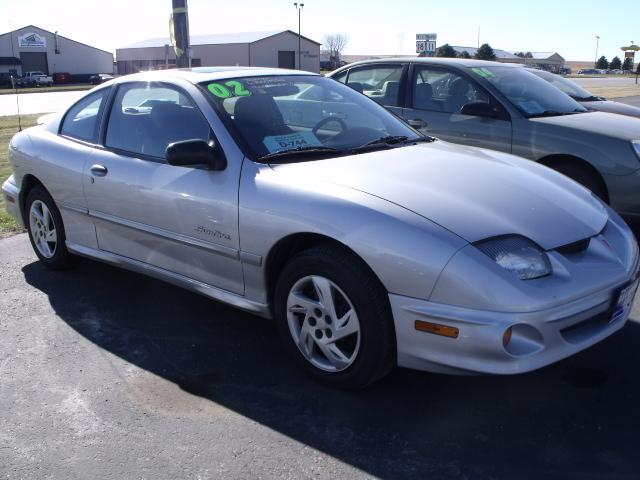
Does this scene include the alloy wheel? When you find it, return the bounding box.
[286,275,361,372]
[29,200,57,259]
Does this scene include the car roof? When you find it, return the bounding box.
[112,67,319,85]
[332,57,523,72]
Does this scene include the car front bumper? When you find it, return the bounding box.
[390,275,637,375]
[2,175,23,228]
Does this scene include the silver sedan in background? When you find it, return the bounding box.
[330,59,640,221]
[3,68,638,388]
[527,68,640,119]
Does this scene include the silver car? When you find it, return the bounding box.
[330,59,640,221]
[527,68,640,119]
[3,68,639,388]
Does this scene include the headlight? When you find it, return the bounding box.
[475,236,551,280]
[632,140,640,160]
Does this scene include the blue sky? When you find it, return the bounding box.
[3,0,638,60]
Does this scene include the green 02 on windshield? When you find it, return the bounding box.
[202,75,424,161]
[471,66,588,118]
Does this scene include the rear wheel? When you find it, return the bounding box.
[25,186,77,270]
[274,245,395,388]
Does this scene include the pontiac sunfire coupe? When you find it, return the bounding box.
[3,68,638,388]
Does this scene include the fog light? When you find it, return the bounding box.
[415,320,459,339]
[503,326,513,348]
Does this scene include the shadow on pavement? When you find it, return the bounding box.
[23,258,640,479]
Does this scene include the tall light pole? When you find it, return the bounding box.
[594,35,600,67]
[171,0,191,68]
[294,3,304,69]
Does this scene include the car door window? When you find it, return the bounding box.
[332,70,348,84]
[106,83,211,159]
[412,67,490,114]
[60,89,109,143]
[346,65,403,107]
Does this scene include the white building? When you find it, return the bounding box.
[0,25,113,78]
[116,30,320,75]
[452,46,566,71]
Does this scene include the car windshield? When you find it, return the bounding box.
[201,75,423,160]
[528,69,597,101]
[469,66,588,118]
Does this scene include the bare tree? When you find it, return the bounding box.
[323,33,348,69]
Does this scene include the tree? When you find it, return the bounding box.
[436,44,457,58]
[609,56,622,70]
[457,50,472,59]
[514,51,533,58]
[622,57,633,71]
[595,56,609,69]
[475,43,496,61]
[323,33,348,69]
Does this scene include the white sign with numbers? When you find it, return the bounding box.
[416,34,437,54]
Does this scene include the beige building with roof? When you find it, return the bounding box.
[0,25,113,78]
[116,30,320,75]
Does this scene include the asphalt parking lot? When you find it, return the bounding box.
[2,232,640,479]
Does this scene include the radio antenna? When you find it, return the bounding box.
[9,20,22,131]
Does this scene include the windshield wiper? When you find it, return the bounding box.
[349,135,409,154]
[529,109,584,118]
[401,136,437,144]
[363,135,409,146]
[258,146,343,162]
[570,95,602,102]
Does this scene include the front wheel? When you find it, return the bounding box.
[274,245,395,388]
[25,186,77,270]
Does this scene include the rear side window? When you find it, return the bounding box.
[60,90,109,143]
[105,82,211,159]
[344,65,404,107]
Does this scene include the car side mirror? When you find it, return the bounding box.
[460,102,500,119]
[166,139,227,171]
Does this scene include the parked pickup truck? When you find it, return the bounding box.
[15,71,53,87]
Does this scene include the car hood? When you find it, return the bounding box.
[529,111,640,140]
[580,100,640,119]
[270,141,608,250]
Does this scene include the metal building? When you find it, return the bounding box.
[0,25,114,77]
[452,46,566,72]
[116,30,320,75]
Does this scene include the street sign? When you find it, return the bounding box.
[416,33,437,54]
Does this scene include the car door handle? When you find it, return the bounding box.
[90,164,108,177]
[408,118,427,129]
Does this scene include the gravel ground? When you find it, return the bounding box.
[2,233,640,479]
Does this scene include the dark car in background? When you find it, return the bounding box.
[0,72,14,88]
[89,73,114,85]
[52,72,72,84]
[527,68,640,119]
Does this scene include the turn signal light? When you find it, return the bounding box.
[414,320,459,339]
[503,327,513,348]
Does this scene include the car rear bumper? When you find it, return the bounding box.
[389,275,637,375]
[2,175,23,228]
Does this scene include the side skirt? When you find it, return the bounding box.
[66,241,272,319]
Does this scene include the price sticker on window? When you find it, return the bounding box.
[263,132,322,153]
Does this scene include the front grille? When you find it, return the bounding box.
[560,310,612,344]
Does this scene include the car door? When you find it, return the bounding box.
[53,87,112,250]
[84,81,244,295]
[335,63,407,117]
[402,64,513,153]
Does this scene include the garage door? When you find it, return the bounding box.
[20,52,48,74]
[278,51,295,69]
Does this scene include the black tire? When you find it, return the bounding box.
[25,186,78,270]
[274,245,395,389]
[552,162,607,201]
